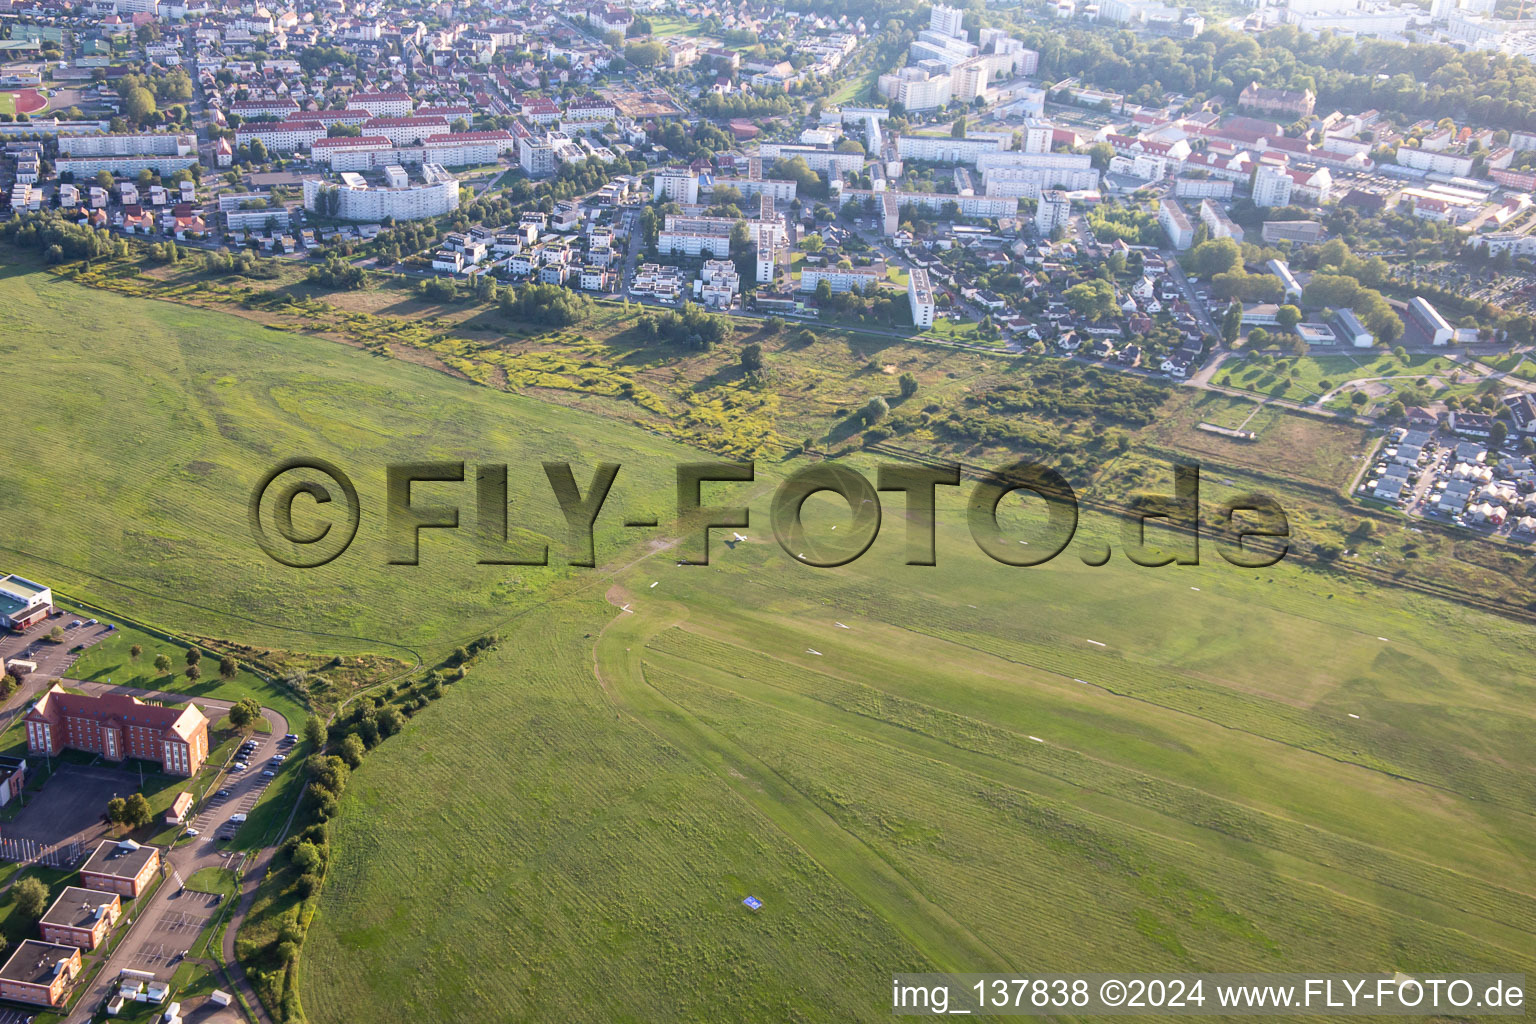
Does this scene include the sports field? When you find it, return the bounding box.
[2,264,1532,1022]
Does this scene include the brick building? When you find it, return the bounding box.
[0,940,81,1006]
[24,684,208,776]
[40,887,121,950]
[79,840,161,898]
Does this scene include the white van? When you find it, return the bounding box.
[228,813,247,824]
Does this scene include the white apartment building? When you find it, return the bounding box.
[1174,177,1235,200]
[234,121,328,153]
[302,163,459,222]
[896,133,1008,166]
[1199,198,1244,242]
[755,144,864,176]
[1158,197,1195,250]
[58,133,194,157]
[349,91,413,118]
[1251,165,1293,208]
[801,265,883,294]
[519,136,556,177]
[653,168,700,204]
[1035,190,1071,234]
[877,67,953,112]
[908,267,936,328]
[1396,146,1474,177]
[930,3,967,38]
[57,153,198,177]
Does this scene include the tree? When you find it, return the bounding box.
[219,656,239,681]
[12,877,48,919]
[186,647,201,667]
[1276,304,1302,332]
[304,715,327,749]
[862,396,889,424]
[1490,420,1509,449]
[951,116,968,138]
[740,342,763,371]
[1221,301,1243,345]
[1063,279,1117,321]
[228,698,261,730]
[125,87,157,122]
[48,626,64,643]
[186,664,201,682]
[154,653,172,674]
[130,644,142,662]
[1187,238,1241,277]
[338,733,366,769]
[95,170,114,191]
[898,372,918,398]
[107,797,127,825]
[122,793,153,828]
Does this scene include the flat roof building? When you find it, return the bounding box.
[40,887,122,950]
[909,267,936,328]
[0,574,52,630]
[0,940,81,1007]
[79,840,160,899]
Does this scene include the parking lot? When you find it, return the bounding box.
[4,762,138,846]
[186,731,294,842]
[0,1006,35,1024]
[0,613,114,679]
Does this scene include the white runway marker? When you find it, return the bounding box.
[1028,736,1044,743]
[649,581,659,588]
[1377,636,1389,641]
[1348,713,1360,719]
[1190,587,1201,591]
[1086,639,1106,647]
[1073,678,1090,685]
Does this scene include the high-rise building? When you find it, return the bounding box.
[1252,165,1293,208]
[930,3,967,38]
[1035,190,1071,235]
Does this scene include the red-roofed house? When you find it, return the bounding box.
[24,684,208,776]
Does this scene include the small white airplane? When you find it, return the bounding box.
[806,648,822,656]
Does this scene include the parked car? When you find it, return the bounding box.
[185,828,199,837]
[262,769,276,778]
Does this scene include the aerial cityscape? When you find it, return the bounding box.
[0,0,1533,1017]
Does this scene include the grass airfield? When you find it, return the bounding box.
[305,494,1536,1022]
[0,265,1530,1022]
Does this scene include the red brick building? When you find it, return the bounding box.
[0,941,81,1007]
[79,840,161,899]
[23,684,208,777]
[39,887,121,950]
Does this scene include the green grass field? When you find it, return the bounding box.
[300,481,1536,1021]
[1213,351,1464,404]
[0,264,695,666]
[4,263,1534,1024]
